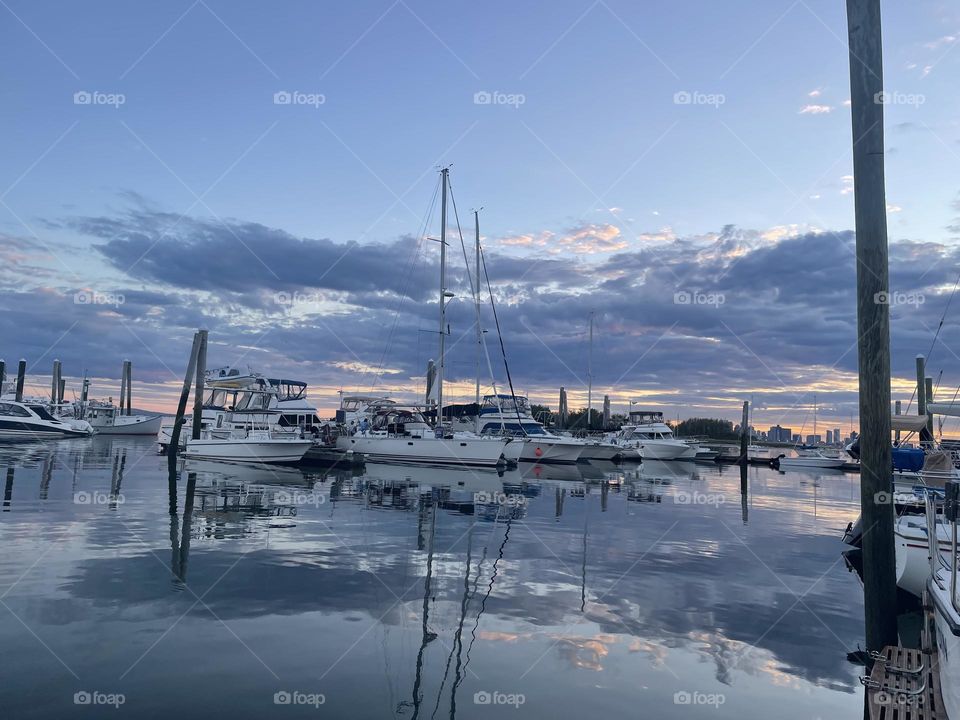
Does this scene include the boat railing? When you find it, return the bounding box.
[926,481,960,614]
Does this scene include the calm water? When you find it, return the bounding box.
[0,437,868,718]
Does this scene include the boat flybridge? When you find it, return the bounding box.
[610,410,699,460]
[449,394,584,464]
[0,399,94,439]
[337,401,511,467]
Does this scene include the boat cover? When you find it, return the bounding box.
[891,446,925,472]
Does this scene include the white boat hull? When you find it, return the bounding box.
[519,437,582,464]
[929,579,960,720]
[576,442,622,461]
[777,456,845,469]
[337,435,507,467]
[91,415,164,436]
[183,438,312,464]
[634,439,697,460]
[894,515,953,597]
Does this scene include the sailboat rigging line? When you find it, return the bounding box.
[446,184,506,429]
[479,246,526,433]
[460,515,511,684]
[370,175,442,391]
[904,269,960,413]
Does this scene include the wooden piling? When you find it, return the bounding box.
[894,399,901,444]
[739,401,749,465]
[845,0,898,650]
[168,332,202,464]
[916,355,929,443]
[51,359,61,406]
[0,360,5,396]
[192,330,208,441]
[15,359,25,402]
[58,379,65,406]
[925,376,934,438]
[125,360,132,416]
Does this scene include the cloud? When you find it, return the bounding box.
[807,89,822,98]
[840,176,854,195]
[799,104,832,115]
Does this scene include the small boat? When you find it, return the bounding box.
[776,449,845,469]
[85,402,163,436]
[0,399,94,439]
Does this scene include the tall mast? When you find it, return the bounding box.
[474,209,482,433]
[437,167,449,422]
[587,312,594,431]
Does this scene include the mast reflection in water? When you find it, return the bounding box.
[0,437,867,718]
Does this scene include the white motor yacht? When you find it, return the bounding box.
[609,410,698,460]
[776,449,846,469]
[0,399,93,439]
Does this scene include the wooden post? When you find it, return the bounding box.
[15,359,26,402]
[168,332,202,464]
[192,330,208,441]
[739,401,749,464]
[125,361,132,416]
[51,359,60,406]
[58,378,65,406]
[915,355,928,443]
[925,376,934,438]
[894,399,901,445]
[846,0,898,651]
[118,361,127,415]
[0,360,5,396]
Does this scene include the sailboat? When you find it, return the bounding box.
[576,312,623,461]
[336,168,509,468]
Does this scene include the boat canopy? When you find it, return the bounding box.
[926,402,960,418]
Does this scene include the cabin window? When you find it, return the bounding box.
[0,403,30,417]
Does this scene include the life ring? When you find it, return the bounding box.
[535,446,543,457]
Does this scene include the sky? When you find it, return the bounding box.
[1,0,960,435]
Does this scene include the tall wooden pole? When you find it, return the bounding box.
[51,359,60,406]
[192,330,208,441]
[925,376,934,438]
[739,401,749,464]
[125,360,133,416]
[168,332,202,464]
[846,0,898,651]
[0,360,5,396]
[119,361,127,415]
[15,359,26,402]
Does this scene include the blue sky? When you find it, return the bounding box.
[1,1,959,432]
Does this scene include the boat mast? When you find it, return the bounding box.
[437,167,449,424]
[587,312,594,432]
[474,209,481,433]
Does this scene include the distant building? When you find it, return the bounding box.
[826,430,834,444]
[767,425,793,443]
[833,428,841,445]
[792,434,802,444]
[806,434,822,445]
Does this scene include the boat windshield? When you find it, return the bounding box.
[234,391,274,412]
[268,379,306,401]
[0,402,31,418]
[482,422,546,436]
[27,405,58,421]
[481,394,530,415]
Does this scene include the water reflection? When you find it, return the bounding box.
[0,438,866,719]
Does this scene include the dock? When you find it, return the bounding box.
[864,646,944,719]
